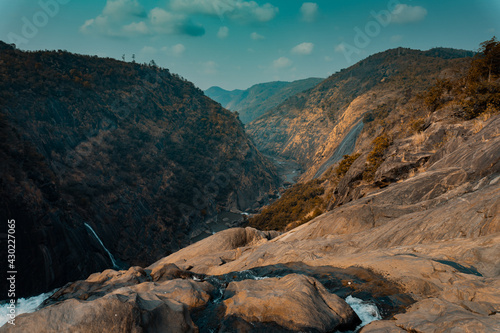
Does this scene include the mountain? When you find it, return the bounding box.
[5,42,499,333]
[0,41,279,298]
[246,47,476,180]
[204,86,244,109]
[205,77,324,124]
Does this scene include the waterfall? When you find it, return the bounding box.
[84,223,119,269]
[0,290,54,328]
[345,295,381,331]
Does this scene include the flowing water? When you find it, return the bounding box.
[345,295,382,331]
[84,223,119,269]
[0,290,54,328]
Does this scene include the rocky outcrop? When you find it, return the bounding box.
[361,296,500,333]
[1,265,366,332]
[142,115,500,332]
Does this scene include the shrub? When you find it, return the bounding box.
[335,153,361,178]
[363,134,392,181]
[248,179,325,231]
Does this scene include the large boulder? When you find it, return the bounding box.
[220,274,361,332]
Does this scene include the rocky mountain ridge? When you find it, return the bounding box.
[246,47,476,181]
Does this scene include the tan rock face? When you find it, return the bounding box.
[361,298,500,333]
[221,274,361,332]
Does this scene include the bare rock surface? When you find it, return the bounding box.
[361,298,500,333]
[220,274,360,332]
[4,115,500,333]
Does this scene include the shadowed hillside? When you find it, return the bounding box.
[0,41,279,298]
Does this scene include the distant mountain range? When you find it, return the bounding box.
[205,78,324,124]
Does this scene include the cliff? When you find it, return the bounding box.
[246,48,475,180]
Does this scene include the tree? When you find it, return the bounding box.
[469,37,500,83]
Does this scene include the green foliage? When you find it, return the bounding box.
[423,79,452,112]
[335,153,361,178]
[248,179,325,231]
[461,39,500,119]
[363,134,391,181]
[420,37,500,120]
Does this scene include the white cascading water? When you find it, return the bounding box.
[84,223,119,269]
[345,295,382,331]
[0,290,53,328]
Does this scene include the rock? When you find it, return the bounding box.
[220,274,361,332]
[149,227,280,273]
[46,266,150,305]
[0,287,199,333]
[1,274,215,333]
[361,298,500,333]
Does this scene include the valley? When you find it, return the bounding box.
[1,38,500,332]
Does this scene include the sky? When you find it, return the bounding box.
[0,0,499,90]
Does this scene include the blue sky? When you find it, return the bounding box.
[1,0,499,90]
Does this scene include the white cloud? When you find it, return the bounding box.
[102,0,146,19]
[251,32,265,40]
[171,44,186,56]
[390,4,427,24]
[324,56,333,62]
[301,2,318,22]
[80,3,205,37]
[149,7,205,36]
[170,0,278,23]
[122,21,149,34]
[203,61,218,75]
[391,34,403,43]
[80,16,117,36]
[334,43,346,53]
[161,44,186,57]
[273,57,293,69]
[291,42,314,55]
[140,46,158,55]
[217,26,229,39]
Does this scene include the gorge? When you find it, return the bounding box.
[1,39,500,332]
